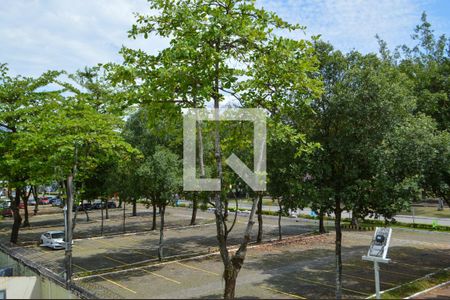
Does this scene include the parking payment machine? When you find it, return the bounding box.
[362,227,392,299]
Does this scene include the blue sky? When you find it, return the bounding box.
[0,0,449,77]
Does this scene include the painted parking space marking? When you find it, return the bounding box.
[101,254,181,285]
[261,286,306,299]
[104,255,128,265]
[375,267,419,278]
[175,261,219,276]
[296,276,370,296]
[93,238,157,259]
[141,268,181,284]
[344,263,419,279]
[314,268,396,287]
[73,263,137,294]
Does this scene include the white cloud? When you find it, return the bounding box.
[0,0,168,76]
[0,0,446,77]
[258,0,430,53]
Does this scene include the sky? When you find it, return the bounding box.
[0,0,449,77]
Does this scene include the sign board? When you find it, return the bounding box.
[362,227,392,299]
[363,227,392,263]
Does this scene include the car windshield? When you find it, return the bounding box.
[51,232,64,239]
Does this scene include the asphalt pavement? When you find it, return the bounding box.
[234,203,450,226]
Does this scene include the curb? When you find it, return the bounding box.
[405,280,450,299]
[366,267,450,299]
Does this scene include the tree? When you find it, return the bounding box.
[138,147,181,261]
[302,41,418,298]
[14,90,136,283]
[116,1,321,297]
[390,13,450,207]
[0,63,61,243]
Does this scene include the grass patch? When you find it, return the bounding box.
[378,269,450,299]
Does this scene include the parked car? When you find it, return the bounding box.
[106,201,117,209]
[51,198,62,207]
[0,202,12,217]
[38,197,50,205]
[47,196,57,204]
[92,200,104,209]
[72,203,92,212]
[28,198,36,205]
[90,201,115,209]
[1,208,12,217]
[40,231,66,250]
[0,200,11,208]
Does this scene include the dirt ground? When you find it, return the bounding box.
[1,206,449,299]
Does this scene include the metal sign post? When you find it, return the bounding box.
[362,227,392,299]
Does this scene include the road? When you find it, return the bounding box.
[232,203,450,227]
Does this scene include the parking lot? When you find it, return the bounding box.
[73,228,449,299]
[1,206,449,298]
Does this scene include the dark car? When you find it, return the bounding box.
[106,201,117,209]
[48,196,58,204]
[92,202,104,209]
[72,203,92,212]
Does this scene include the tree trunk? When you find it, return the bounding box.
[100,200,104,235]
[190,193,198,225]
[224,264,239,300]
[158,205,165,261]
[22,188,31,228]
[319,209,326,234]
[32,186,39,215]
[10,187,22,244]
[277,198,282,240]
[151,202,157,231]
[256,194,263,243]
[64,174,74,285]
[72,205,79,233]
[105,199,109,219]
[224,198,229,221]
[191,107,205,226]
[132,198,137,216]
[351,209,359,227]
[223,197,260,299]
[335,197,343,299]
[83,204,90,222]
[123,200,126,233]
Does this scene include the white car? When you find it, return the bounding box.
[40,231,66,250]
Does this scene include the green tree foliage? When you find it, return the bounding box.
[138,146,181,260]
[0,63,61,242]
[114,1,322,297]
[390,13,450,206]
[302,41,418,298]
